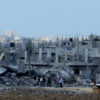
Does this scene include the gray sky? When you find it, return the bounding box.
[0,0,100,37]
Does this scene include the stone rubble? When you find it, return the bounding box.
[0,65,93,88]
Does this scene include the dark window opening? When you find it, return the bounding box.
[10,42,15,47]
[51,53,55,56]
[74,69,80,75]
[67,57,70,61]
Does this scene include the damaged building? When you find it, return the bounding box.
[0,34,100,85]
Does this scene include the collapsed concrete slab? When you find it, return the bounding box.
[7,63,27,74]
[0,67,7,75]
[7,65,19,72]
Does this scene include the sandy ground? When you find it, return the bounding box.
[43,87,92,92]
[0,87,98,100]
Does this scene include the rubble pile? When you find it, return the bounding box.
[0,76,36,87]
[0,66,93,87]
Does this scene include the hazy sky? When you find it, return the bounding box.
[0,0,100,37]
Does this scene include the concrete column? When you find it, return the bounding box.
[56,48,59,63]
[76,38,79,61]
[25,51,27,62]
[86,65,89,78]
[80,70,82,75]
[47,49,51,58]
[84,48,88,63]
[65,49,67,62]
[39,48,42,61]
